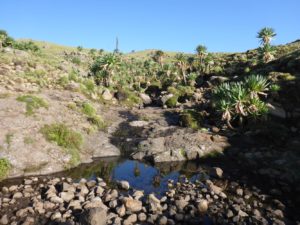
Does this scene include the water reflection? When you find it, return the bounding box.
[61,157,210,195]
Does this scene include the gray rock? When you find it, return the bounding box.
[0,214,9,224]
[123,214,137,225]
[116,204,126,217]
[129,120,149,128]
[50,196,63,204]
[161,93,174,105]
[102,89,113,101]
[210,167,223,178]
[197,199,208,213]
[238,210,249,217]
[117,180,130,190]
[79,207,107,225]
[13,192,23,199]
[124,198,142,213]
[226,209,234,218]
[133,190,144,200]
[60,192,75,202]
[138,212,147,221]
[273,209,284,219]
[158,216,168,225]
[236,188,243,196]
[139,93,152,105]
[149,194,162,213]
[175,199,189,210]
[84,197,108,210]
[51,212,62,221]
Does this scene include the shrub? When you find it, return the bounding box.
[17,95,48,116]
[0,158,11,180]
[269,84,281,92]
[14,41,40,52]
[212,74,269,128]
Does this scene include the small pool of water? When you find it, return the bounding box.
[60,157,210,195]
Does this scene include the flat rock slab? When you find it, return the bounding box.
[132,128,229,162]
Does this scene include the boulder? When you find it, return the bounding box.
[197,200,208,213]
[210,167,223,178]
[139,93,152,105]
[129,120,149,128]
[102,89,113,101]
[123,198,142,213]
[79,207,107,225]
[117,180,130,190]
[161,93,174,105]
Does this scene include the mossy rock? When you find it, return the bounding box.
[167,85,194,103]
[179,110,203,130]
[116,88,142,107]
[165,96,178,108]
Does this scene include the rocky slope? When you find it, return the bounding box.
[1,38,300,181]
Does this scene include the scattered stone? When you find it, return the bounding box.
[124,198,142,213]
[13,192,23,199]
[210,167,223,178]
[139,93,152,105]
[0,214,9,224]
[117,180,130,190]
[102,89,113,101]
[51,212,62,221]
[123,214,137,225]
[197,200,208,213]
[79,207,107,225]
[138,212,147,222]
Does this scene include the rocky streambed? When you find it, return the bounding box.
[0,158,298,225]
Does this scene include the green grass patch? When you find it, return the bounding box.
[87,115,107,131]
[17,95,48,116]
[57,76,69,87]
[0,158,11,180]
[41,123,83,167]
[81,102,96,117]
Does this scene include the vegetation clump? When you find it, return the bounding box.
[80,102,107,130]
[41,124,83,167]
[179,110,203,129]
[0,158,11,180]
[257,27,277,63]
[81,102,96,117]
[212,74,270,129]
[17,95,48,116]
[165,95,178,108]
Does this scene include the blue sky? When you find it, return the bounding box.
[1,0,300,53]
